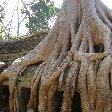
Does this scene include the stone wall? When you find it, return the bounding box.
[0,31,48,87]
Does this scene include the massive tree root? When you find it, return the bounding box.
[0,0,112,112]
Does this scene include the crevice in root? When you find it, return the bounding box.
[20,87,31,112]
[111,69,112,91]
[72,92,82,112]
[0,85,9,112]
[58,64,71,89]
[54,91,64,112]
[61,61,80,112]
[27,62,47,110]
[93,44,104,53]
[108,72,111,90]
[38,52,73,112]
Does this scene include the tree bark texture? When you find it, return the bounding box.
[0,0,112,112]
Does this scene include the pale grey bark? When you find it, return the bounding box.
[0,0,112,112]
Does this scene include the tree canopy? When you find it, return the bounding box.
[23,0,60,34]
[0,0,60,39]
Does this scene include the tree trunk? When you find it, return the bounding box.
[0,0,112,112]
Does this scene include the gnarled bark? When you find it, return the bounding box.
[0,0,112,112]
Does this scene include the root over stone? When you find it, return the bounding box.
[0,0,112,112]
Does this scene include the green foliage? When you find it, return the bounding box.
[23,0,60,34]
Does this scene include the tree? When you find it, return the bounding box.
[0,0,112,112]
[0,5,5,39]
[0,1,17,40]
[22,0,59,34]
